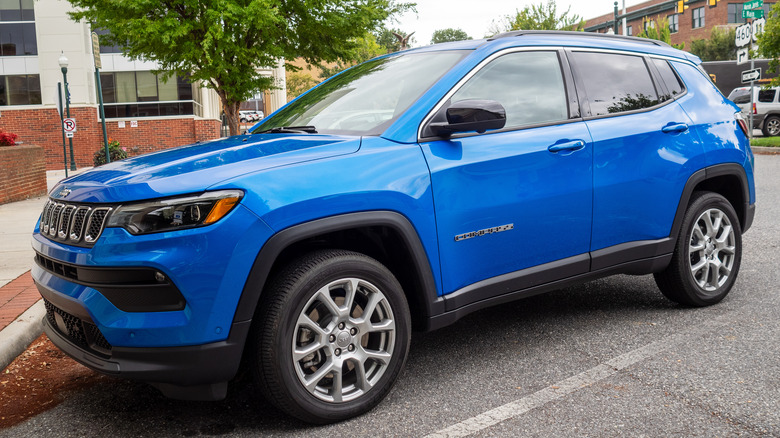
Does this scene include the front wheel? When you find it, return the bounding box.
[251,250,410,424]
[654,192,742,306]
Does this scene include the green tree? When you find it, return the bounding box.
[431,28,472,44]
[759,3,780,86]
[636,16,684,50]
[68,0,413,135]
[286,71,320,100]
[500,0,584,32]
[319,33,386,79]
[689,28,736,61]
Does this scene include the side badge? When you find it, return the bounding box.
[455,223,514,242]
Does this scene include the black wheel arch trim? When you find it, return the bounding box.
[233,211,442,325]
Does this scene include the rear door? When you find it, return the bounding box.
[568,50,705,266]
[419,49,594,295]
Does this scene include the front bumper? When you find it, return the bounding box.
[39,279,250,400]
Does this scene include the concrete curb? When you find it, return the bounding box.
[752,146,780,155]
[0,300,45,371]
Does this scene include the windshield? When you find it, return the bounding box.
[253,51,467,136]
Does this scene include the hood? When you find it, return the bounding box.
[51,134,360,203]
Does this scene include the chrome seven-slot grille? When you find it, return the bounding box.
[40,199,112,247]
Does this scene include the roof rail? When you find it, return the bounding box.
[488,30,671,48]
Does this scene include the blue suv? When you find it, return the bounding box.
[32,31,755,423]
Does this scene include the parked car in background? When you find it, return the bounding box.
[239,110,263,123]
[729,86,780,136]
[33,31,755,424]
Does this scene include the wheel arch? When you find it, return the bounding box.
[669,163,753,246]
[234,211,441,332]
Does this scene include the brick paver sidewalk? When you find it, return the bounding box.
[0,272,40,331]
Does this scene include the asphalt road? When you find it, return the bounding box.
[3,154,779,437]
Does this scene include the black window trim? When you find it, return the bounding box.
[647,56,689,102]
[566,48,689,121]
[417,46,583,142]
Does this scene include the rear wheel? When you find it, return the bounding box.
[654,192,742,306]
[251,250,410,424]
[762,115,780,136]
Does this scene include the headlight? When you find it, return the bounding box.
[107,190,243,235]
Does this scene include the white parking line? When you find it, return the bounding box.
[425,316,730,438]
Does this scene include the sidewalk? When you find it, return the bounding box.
[0,168,90,370]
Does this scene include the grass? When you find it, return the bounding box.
[751,137,780,147]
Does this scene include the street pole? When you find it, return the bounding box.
[622,0,627,36]
[91,32,111,163]
[613,2,619,33]
[95,70,110,163]
[58,82,68,178]
[750,19,755,140]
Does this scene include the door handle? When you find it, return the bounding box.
[661,123,689,134]
[548,140,586,153]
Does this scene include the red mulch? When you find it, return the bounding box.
[0,334,108,429]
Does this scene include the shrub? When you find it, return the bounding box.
[93,138,128,166]
[0,129,19,146]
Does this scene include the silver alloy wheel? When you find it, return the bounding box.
[292,277,396,403]
[688,208,736,292]
[767,117,780,136]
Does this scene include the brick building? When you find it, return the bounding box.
[584,0,774,48]
[0,0,286,171]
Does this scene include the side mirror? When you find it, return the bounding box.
[428,100,506,137]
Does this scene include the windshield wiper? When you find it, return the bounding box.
[254,125,317,134]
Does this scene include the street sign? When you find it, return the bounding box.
[737,48,750,65]
[743,9,764,19]
[742,68,762,83]
[736,23,752,47]
[743,0,763,10]
[91,32,102,69]
[753,17,766,41]
[63,118,77,134]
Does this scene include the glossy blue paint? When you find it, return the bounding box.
[49,134,359,203]
[422,122,593,294]
[587,100,707,251]
[671,61,756,203]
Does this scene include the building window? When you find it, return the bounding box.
[692,7,705,28]
[0,22,36,55]
[627,25,632,36]
[668,14,679,33]
[0,0,34,21]
[644,20,656,31]
[0,74,41,105]
[100,71,196,118]
[728,3,774,24]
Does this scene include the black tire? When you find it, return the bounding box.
[654,192,742,306]
[251,250,411,424]
[762,115,780,137]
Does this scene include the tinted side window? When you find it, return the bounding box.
[572,51,659,116]
[758,89,776,103]
[652,58,685,100]
[450,51,568,129]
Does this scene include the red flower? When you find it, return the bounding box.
[0,129,19,146]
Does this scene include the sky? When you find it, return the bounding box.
[395,0,647,46]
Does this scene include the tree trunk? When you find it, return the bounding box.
[223,101,242,136]
[216,89,242,136]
